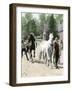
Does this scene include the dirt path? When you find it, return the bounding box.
[21,55,63,77]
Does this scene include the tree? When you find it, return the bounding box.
[34,18,41,36]
[48,14,58,39]
[25,13,32,21]
[21,15,27,40]
[39,14,46,33]
[55,14,63,24]
[26,17,37,35]
[28,19,37,35]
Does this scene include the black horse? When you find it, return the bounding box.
[28,33,36,60]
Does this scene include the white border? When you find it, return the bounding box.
[16,7,68,83]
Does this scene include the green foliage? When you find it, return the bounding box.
[27,19,37,35]
[39,14,47,35]
[39,14,46,24]
[21,13,62,40]
[25,13,32,21]
[21,13,38,38]
[48,14,58,38]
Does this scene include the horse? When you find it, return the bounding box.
[37,33,54,67]
[27,33,36,62]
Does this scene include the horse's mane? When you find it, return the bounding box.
[29,34,35,41]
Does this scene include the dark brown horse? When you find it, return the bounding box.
[28,33,36,61]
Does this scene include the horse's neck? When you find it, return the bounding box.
[48,39,53,44]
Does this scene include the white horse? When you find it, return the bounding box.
[36,33,54,66]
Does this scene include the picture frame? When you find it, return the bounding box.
[9,3,70,86]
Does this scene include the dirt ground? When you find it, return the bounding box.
[21,53,63,77]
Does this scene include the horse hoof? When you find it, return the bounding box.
[32,61,34,63]
[56,66,59,69]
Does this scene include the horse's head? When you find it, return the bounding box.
[49,33,54,40]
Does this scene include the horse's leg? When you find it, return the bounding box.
[46,49,50,66]
[45,53,48,65]
[55,56,59,69]
[39,51,42,60]
[34,50,35,58]
[49,48,54,68]
[21,48,25,57]
[30,48,32,59]
[21,49,23,57]
[51,54,53,67]
[24,49,29,61]
[30,49,34,63]
[43,50,46,60]
[43,49,47,64]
